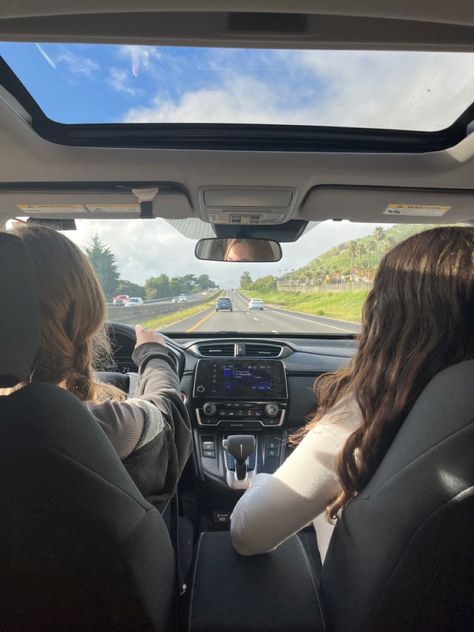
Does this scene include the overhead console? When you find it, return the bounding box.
[199,186,296,225]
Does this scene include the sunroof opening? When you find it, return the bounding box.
[0,42,473,131]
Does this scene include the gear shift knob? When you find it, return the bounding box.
[222,435,256,480]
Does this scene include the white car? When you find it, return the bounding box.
[248,298,264,310]
[177,294,187,303]
[125,297,144,307]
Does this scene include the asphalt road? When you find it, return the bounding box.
[163,290,361,335]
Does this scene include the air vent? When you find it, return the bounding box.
[245,343,282,358]
[198,343,236,357]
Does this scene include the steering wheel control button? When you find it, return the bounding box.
[196,384,205,394]
[203,402,217,416]
[265,402,279,417]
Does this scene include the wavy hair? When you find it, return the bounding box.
[10,224,123,403]
[292,226,474,520]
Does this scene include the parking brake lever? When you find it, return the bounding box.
[222,435,256,481]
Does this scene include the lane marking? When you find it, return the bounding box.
[271,329,278,333]
[270,309,356,333]
[186,309,215,333]
[253,317,259,321]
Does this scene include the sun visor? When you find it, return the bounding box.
[301,186,474,225]
[0,186,193,220]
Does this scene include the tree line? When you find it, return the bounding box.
[85,234,218,300]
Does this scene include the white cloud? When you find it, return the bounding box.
[118,45,162,76]
[107,67,144,97]
[122,51,474,131]
[56,50,99,76]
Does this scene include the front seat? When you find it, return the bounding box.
[320,358,474,631]
[0,232,175,631]
[188,361,473,632]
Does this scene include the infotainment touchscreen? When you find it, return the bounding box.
[194,359,287,399]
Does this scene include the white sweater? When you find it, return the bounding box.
[230,394,362,562]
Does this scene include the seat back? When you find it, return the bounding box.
[0,233,175,630]
[320,360,474,632]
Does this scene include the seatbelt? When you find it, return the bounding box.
[170,491,187,597]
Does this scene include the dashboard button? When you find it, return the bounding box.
[203,450,216,458]
[196,384,205,394]
[265,403,280,417]
[203,402,217,416]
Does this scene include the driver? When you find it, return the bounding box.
[224,238,276,262]
[5,224,192,511]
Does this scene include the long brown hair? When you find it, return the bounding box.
[10,224,123,403]
[293,226,474,520]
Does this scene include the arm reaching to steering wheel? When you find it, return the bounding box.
[87,324,192,511]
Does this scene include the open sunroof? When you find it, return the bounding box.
[1,42,474,131]
[0,42,473,153]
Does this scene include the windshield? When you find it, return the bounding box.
[52,218,446,336]
[1,43,473,130]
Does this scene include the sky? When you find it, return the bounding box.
[1,43,473,285]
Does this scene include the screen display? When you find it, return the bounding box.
[195,359,287,399]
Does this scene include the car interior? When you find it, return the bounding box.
[0,2,473,631]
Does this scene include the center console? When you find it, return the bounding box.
[192,358,289,520]
[194,358,287,428]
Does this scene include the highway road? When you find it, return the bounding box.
[163,290,361,335]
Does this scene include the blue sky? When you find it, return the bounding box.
[1,43,473,129]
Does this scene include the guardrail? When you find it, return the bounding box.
[107,291,221,325]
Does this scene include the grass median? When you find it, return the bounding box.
[245,289,368,322]
[142,300,216,330]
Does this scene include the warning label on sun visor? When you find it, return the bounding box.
[86,204,140,213]
[383,203,451,217]
[16,204,85,214]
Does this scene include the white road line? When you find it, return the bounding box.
[253,317,259,321]
[270,309,355,333]
[271,329,278,333]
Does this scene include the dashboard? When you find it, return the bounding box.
[106,323,356,519]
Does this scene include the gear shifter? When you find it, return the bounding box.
[222,435,256,481]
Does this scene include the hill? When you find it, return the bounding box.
[286,224,437,284]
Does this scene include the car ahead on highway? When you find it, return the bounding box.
[0,8,471,630]
[124,297,144,307]
[112,294,129,306]
[248,298,264,310]
[216,297,233,311]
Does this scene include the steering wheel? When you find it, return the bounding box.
[98,322,186,398]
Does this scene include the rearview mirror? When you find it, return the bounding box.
[195,238,282,263]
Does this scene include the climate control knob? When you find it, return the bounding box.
[265,402,279,418]
[203,402,217,416]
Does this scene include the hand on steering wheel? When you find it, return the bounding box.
[134,324,168,348]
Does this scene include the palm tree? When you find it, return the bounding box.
[373,227,386,262]
[349,241,358,288]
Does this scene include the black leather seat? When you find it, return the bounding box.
[189,359,474,631]
[0,233,175,631]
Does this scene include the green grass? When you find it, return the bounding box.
[142,300,217,329]
[245,289,368,322]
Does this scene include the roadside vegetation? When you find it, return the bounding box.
[241,224,438,323]
[142,299,218,330]
[86,234,218,300]
[244,289,368,323]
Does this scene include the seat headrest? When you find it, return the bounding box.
[0,232,40,387]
